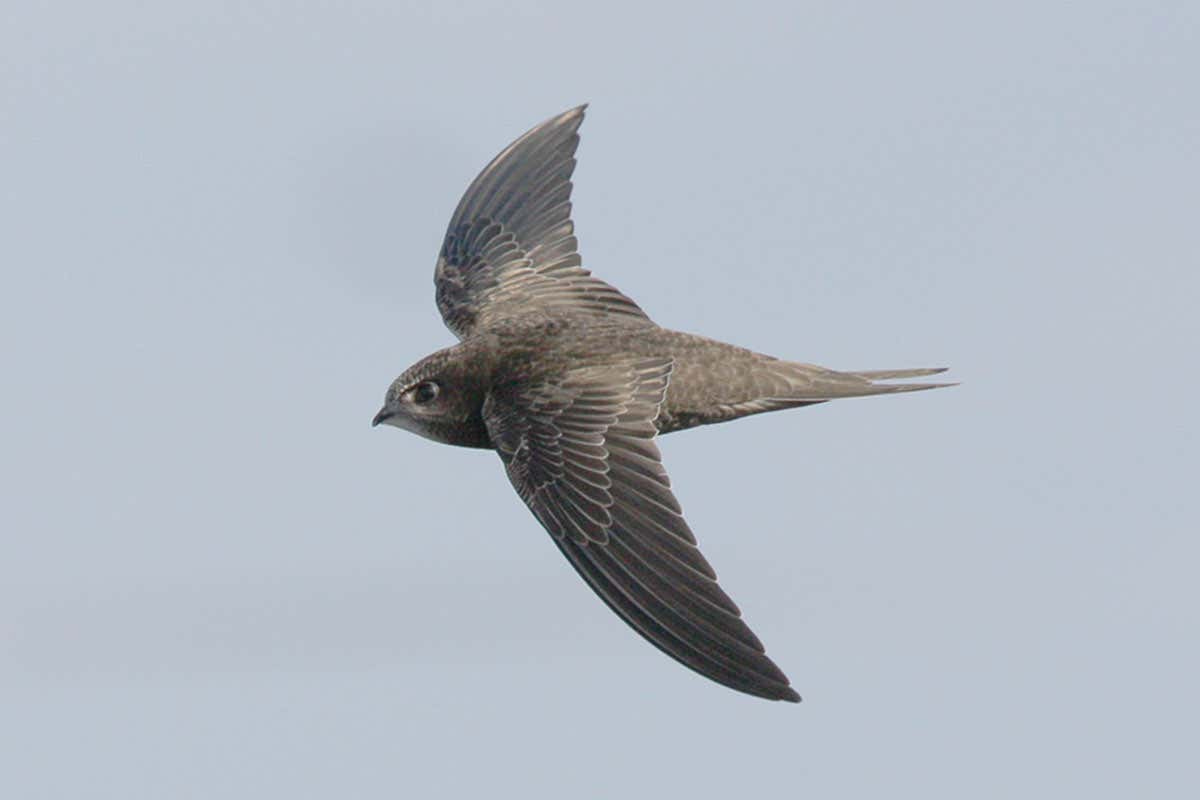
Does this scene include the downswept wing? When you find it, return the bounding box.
[434,106,650,339]
[483,357,800,702]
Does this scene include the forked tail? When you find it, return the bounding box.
[771,364,956,401]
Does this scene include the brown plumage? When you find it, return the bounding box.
[374,105,952,702]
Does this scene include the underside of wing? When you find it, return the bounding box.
[434,106,651,338]
[484,358,800,702]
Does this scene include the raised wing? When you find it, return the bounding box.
[483,357,800,702]
[434,106,651,339]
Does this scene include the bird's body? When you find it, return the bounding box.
[374,105,951,702]
[402,317,945,448]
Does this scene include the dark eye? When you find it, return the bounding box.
[413,381,440,404]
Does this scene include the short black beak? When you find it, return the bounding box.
[372,408,392,427]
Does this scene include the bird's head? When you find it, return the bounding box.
[372,347,492,448]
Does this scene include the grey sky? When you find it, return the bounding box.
[3,1,1197,797]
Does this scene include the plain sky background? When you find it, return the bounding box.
[3,2,1197,797]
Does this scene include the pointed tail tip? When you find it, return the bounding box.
[890,380,958,393]
[847,367,958,393]
[851,367,949,380]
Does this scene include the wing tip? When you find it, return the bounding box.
[778,686,802,703]
[736,677,801,703]
[553,103,589,130]
[748,671,802,702]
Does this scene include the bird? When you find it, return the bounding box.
[373,105,951,702]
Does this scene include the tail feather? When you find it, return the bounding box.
[664,359,954,431]
[848,379,955,396]
[848,367,948,380]
[771,363,956,401]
